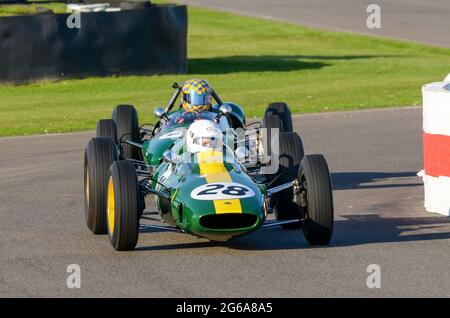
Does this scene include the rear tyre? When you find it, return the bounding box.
[84,138,118,234]
[299,154,334,245]
[96,119,117,144]
[260,114,283,163]
[107,160,139,251]
[265,102,293,132]
[112,104,140,160]
[272,132,305,229]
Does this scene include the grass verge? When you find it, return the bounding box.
[0,3,67,16]
[0,5,449,136]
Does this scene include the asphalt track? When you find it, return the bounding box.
[1,106,449,297]
[180,0,450,48]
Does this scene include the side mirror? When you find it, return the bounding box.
[215,104,232,123]
[234,146,249,163]
[154,107,166,119]
[219,104,232,116]
[163,149,180,164]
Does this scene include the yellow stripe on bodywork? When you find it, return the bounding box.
[198,151,242,214]
[213,199,242,214]
[171,187,179,204]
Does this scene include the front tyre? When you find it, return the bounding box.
[299,154,334,245]
[84,138,118,234]
[107,160,139,251]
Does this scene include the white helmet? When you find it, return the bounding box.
[186,119,223,153]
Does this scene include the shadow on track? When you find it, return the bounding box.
[228,214,450,251]
[135,214,449,251]
[331,171,422,190]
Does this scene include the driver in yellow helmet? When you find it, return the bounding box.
[181,79,212,113]
[164,79,216,127]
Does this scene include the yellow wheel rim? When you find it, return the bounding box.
[107,176,115,235]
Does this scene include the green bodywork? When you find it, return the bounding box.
[141,107,268,241]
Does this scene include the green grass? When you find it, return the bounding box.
[0,3,67,16]
[0,5,449,136]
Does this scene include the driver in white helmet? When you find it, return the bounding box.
[186,119,223,154]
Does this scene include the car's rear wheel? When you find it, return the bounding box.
[84,138,118,234]
[112,104,140,160]
[260,114,283,165]
[271,132,305,229]
[107,160,139,251]
[298,154,334,245]
[264,102,293,132]
[96,119,117,144]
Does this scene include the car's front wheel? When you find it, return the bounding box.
[298,154,334,245]
[84,138,118,234]
[107,160,140,251]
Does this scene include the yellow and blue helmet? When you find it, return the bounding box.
[181,79,212,112]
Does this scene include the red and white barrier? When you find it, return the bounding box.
[421,79,450,216]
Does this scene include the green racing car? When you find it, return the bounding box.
[84,79,334,251]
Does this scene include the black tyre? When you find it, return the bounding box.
[265,102,293,132]
[107,160,139,251]
[84,138,118,234]
[112,104,140,159]
[272,132,305,229]
[260,114,283,161]
[96,119,117,144]
[299,154,334,245]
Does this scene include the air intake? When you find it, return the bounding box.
[200,213,257,229]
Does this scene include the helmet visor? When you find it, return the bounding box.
[187,92,211,107]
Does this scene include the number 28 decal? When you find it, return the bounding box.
[191,182,255,200]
